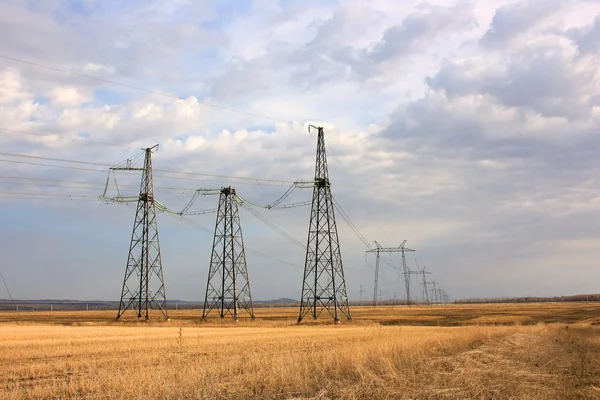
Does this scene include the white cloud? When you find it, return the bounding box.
[0,69,31,105]
[51,86,92,107]
[83,63,115,75]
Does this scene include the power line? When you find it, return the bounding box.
[0,181,105,190]
[334,192,403,279]
[0,180,227,196]
[240,202,306,249]
[327,139,408,280]
[332,195,371,249]
[0,152,118,167]
[0,191,99,198]
[0,271,18,313]
[140,172,299,187]
[152,167,297,184]
[235,182,313,210]
[0,54,290,123]
[0,158,108,172]
[245,247,300,269]
[161,206,301,268]
[0,161,237,186]
[0,196,99,202]
[136,199,302,269]
[0,175,218,192]
[328,141,387,236]
[0,127,133,149]
[108,170,296,187]
[162,209,213,235]
[328,144,404,275]
[0,151,301,184]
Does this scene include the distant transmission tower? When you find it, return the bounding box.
[115,145,168,320]
[203,187,254,320]
[420,268,432,304]
[298,125,351,323]
[430,280,438,303]
[368,241,383,307]
[442,289,451,303]
[359,284,364,307]
[414,259,431,304]
[366,240,415,306]
[400,242,416,305]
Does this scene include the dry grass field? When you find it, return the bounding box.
[1,303,599,399]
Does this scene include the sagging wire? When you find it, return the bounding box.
[364,252,376,272]
[388,252,405,280]
[331,195,371,249]
[0,270,18,313]
[177,188,222,214]
[157,204,302,269]
[239,200,306,250]
[100,166,222,216]
[235,180,315,210]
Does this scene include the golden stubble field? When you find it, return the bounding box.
[1,303,599,399]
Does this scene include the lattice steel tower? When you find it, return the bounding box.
[203,187,255,320]
[298,126,351,323]
[115,145,168,320]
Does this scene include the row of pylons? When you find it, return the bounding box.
[115,126,352,323]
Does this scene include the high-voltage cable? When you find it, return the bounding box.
[0,54,289,123]
[240,202,306,250]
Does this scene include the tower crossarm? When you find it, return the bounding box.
[366,246,414,253]
[110,167,146,171]
[405,269,422,275]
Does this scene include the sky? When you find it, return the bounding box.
[0,0,599,302]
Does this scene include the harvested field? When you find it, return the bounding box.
[1,303,599,399]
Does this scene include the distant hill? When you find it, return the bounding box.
[455,293,600,304]
[255,297,298,303]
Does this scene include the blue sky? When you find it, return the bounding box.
[0,0,599,302]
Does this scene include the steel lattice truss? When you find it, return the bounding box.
[203,187,255,320]
[366,240,415,306]
[116,145,168,320]
[298,126,351,323]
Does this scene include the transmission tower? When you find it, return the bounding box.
[203,187,254,320]
[421,273,432,304]
[438,288,449,304]
[368,241,382,306]
[298,125,351,323]
[430,280,438,303]
[404,268,422,306]
[415,259,431,304]
[366,240,415,306]
[115,145,168,320]
[441,289,451,303]
[360,284,364,307]
[400,242,416,305]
